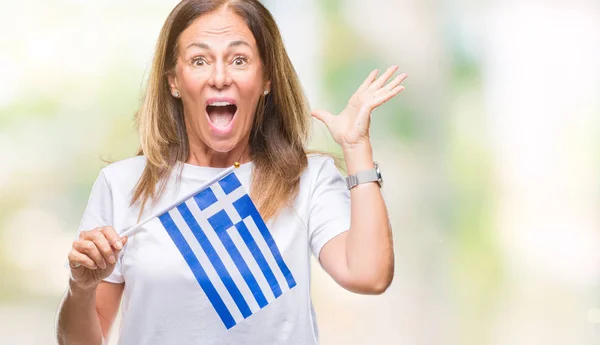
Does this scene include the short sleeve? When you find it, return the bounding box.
[75,170,124,284]
[307,157,351,261]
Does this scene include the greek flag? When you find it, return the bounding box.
[155,169,296,329]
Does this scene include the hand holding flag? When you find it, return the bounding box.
[67,226,128,290]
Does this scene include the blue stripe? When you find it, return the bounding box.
[250,211,297,289]
[207,209,234,233]
[177,203,253,319]
[193,188,218,211]
[219,172,242,195]
[206,210,269,308]
[235,221,283,298]
[233,195,296,290]
[158,213,236,329]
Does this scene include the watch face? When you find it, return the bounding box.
[375,162,383,186]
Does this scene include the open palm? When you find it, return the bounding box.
[312,65,407,149]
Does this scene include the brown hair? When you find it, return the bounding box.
[132,0,310,220]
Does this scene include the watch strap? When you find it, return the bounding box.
[345,167,379,189]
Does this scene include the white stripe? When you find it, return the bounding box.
[185,198,261,314]
[243,216,290,293]
[227,226,276,302]
[169,208,244,324]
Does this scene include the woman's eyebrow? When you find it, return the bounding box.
[185,40,251,51]
[228,40,251,49]
[185,42,210,51]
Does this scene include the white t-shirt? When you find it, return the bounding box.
[77,154,350,345]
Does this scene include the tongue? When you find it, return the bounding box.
[207,106,235,128]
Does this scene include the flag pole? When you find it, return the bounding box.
[120,165,236,239]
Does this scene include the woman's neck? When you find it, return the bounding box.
[186,142,251,168]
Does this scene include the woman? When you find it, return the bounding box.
[56,0,406,344]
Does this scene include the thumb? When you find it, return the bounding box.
[311,109,334,127]
[113,236,128,258]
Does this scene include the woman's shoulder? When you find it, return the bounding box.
[303,153,344,181]
[102,155,146,174]
[294,153,347,207]
[99,155,148,187]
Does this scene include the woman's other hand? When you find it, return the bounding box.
[67,226,127,291]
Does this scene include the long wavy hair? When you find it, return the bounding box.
[132,0,311,220]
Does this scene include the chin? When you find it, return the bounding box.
[204,135,243,153]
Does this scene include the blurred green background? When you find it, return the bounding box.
[1,0,600,344]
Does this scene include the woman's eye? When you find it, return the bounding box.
[192,58,206,67]
[233,57,247,66]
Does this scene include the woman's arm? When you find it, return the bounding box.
[56,281,123,345]
[56,227,127,344]
[318,143,393,294]
[311,66,406,294]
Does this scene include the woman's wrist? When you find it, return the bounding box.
[342,140,374,175]
[68,278,98,296]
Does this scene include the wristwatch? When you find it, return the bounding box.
[345,162,383,189]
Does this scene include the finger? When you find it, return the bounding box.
[103,227,124,251]
[380,73,407,93]
[74,240,107,269]
[372,85,406,108]
[82,228,115,265]
[114,236,128,260]
[82,227,121,263]
[389,84,406,97]
[89,231,117,265]
[356,69,379,93]
[100,226,124,251]
[68,249,97,270]
[371,65,399,90]
[311,109,334,128]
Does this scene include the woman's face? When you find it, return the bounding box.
[168,7,269,156]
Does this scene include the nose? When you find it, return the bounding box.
[208,61,232,90]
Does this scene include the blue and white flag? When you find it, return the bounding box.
[129,168,296,329]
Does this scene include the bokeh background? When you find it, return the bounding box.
[1,0,600,344]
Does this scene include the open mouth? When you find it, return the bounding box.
[206,102,237,129]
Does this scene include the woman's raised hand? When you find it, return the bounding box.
[311,65,407,150]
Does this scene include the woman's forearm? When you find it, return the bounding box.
[56,281,104,345]
[343,142,394,292]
